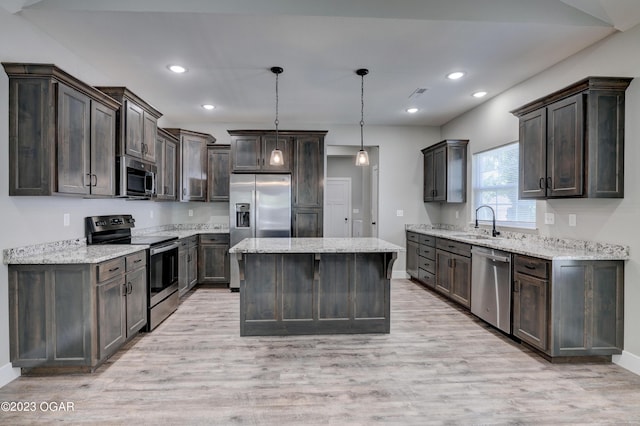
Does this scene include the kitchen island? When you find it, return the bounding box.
[228,238,404,336]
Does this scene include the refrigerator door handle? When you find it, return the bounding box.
[252,189,257,238]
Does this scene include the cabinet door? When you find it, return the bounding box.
[57,83,91,195]
[513,272,549,351]
[519,108,547,199]
[406,241,419,278]
[142,111,157,163]
[155,136,166,198]
[423,148,435,202]
[188,245,198,289]
[164,138,177,199]
[125,267,147,336]
[261,135,291,172]
[293,136,323,208]
[292,208,323,237]
[198,244,230,283]
[178,244,189,297]
[90,101,116,196]
[450,254,471,308]
[98,276,126,360]
[125,100,144,159]
[547,94,584,198]
[181,135,206,201]
[432,146,447,202]
[445,144,467,203]
[435,249,452,295]
[231,136,261,172]
[207,147,230,201]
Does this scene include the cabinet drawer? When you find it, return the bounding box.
[419,245,435,260]
[436,238,471,258]
[419,234,435,247]
[97,257,125,283]
[514,255,549,279]
[179,236,198,248]
[126,251,146,272]
[418,257,435,274]
[199,233,230,244]
[406,232,420,243]
[418,269,435,288]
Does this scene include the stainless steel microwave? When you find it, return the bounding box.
[117,156,156,198]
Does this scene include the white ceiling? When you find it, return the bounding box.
[2,0,640,127]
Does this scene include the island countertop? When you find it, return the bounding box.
[229,237,405,254]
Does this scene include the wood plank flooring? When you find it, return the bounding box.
[1,279,640,425]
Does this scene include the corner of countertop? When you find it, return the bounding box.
[3,238,87,265]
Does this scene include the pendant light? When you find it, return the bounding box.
[269,66,284,166]
[355,68,370,166]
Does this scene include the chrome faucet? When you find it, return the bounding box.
[475,205,500,237]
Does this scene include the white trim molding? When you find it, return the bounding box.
[0,362,20,388]
[613,351,640,376]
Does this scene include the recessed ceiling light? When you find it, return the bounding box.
[202,104,215,110]
[447,71,465,80]
[168,64,187,74]
[406,108,419,114]
[472,91,488,98]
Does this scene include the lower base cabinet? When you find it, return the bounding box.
[9,250,147,372]
[198,233,230,284]
[435,238,471,308]
[513,254,624,358]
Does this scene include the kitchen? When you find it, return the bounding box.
[2,0,640,423]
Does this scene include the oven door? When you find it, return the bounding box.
[148,242,179,307]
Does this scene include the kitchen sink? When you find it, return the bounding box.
[453,234,491,240]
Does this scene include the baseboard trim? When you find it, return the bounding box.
[613,351,640,376]
[0,362,20,388]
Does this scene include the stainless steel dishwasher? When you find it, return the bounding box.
[471,246,512,334]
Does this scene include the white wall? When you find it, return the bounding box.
[441,24,640,370]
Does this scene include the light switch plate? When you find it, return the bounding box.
[396,210,404,217]
[188,209,193,217]
[544,212,555,225]
[150,210,154,219]
[63,213,70,227]
[568,214,576,227]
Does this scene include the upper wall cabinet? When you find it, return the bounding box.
[155,128,179,201]
[511,77,632,199]
[207,145,230,202]
[228,130,292,173]
[165,128,216,202]
[3,63,120,197]
[95,87,162,165]
[421,139,468,203]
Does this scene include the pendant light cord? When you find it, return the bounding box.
[360,72,364,150]
[275,71,279,149]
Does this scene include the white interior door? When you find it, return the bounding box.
[325,178,351,237]
[371,165,379,237]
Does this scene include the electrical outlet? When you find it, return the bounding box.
[455,211,459,219]
[188,209,193,217]
[568,214,576,227]
[544,212,555,225]
[396,210,404,217]
[63,213,70,227]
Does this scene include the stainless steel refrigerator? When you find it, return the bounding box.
[229,174,291,290]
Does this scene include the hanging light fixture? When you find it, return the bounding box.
[355,68,370,166]
[269,66,284,166]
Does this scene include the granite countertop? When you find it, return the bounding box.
[405,225,629,261]
[229,238,405,254]
[6,245,147,265]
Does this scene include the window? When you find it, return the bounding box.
[472,142,535,228]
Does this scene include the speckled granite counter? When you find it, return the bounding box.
[5,244,146,265]
[135,223,229,240]
[405,224,629,261]
[229,237,404,254]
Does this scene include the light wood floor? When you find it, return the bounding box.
[2,279,640,425]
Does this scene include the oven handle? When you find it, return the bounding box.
[150,241,179,256]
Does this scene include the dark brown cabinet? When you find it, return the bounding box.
[292,133,326,237]
[207,145,230,202]
[513,254,624,358]
[435,238,471,308]
[178,236,199,297]
[3,63,119,197]
[155,128,178,201]
[95,86,162,165]
[405,232,420,279]
[8,250,147,372]
[229,132,292,173]
[512,77,632,199]
[406,232,436,289]
[165,129,216,202]
[421,140,468,203]
[198,234,230,284]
